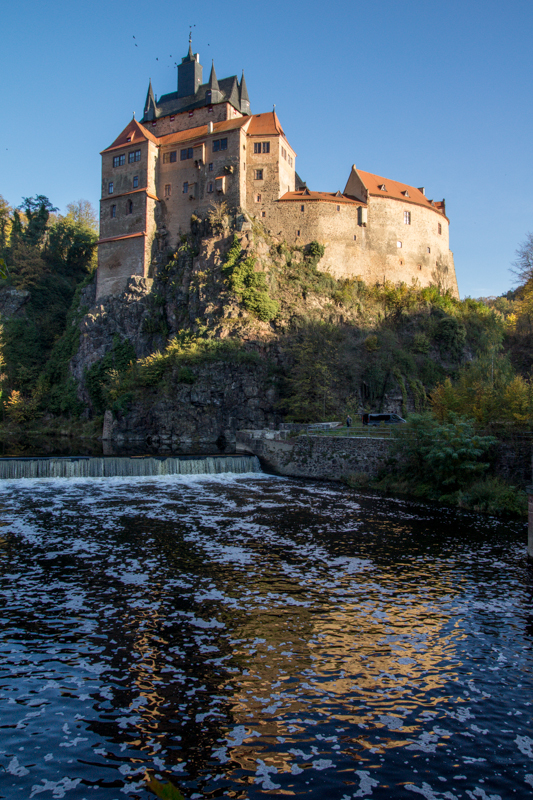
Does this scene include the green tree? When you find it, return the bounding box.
[390,413,496,493]
[65,199,99,233]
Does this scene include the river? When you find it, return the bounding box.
[0,472,531,799]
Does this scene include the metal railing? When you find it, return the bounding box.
[304,423,406,439]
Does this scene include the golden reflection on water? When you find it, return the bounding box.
[220,563,464,783]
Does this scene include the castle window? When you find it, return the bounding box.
[207,182,213,193]
[438,223,442,235]
[128,150,141,163]
[164,151,177,164]
[208,163,213,171]
[133,176,138,188]
[262,142,270,153]
[397,241,402,248]
[427,246,431,253]
[212,138,227,152]
[255,169,263,180]
[354,235,357,240]
[127,200,133,214]
[183,182,188,194]
[379,184,387,191]
[254,143,261,154]
[297,230,300,237]
[255,194,261,203]
[180,148,193,161]
[404,211,411,224]
[301,205,304,212]
[418,265,422,270]
[110,205,116,218]
[113,154,125,167]
[108,182,114,194]
[262,211,266,217]
[164,184,171,197]
[337,205,340,211]
[282,147,287,160]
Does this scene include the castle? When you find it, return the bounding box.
[97,40,459,300]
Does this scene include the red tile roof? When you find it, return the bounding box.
[157,116,250,147]
[101,119,159,153]
[278,190,362,206]
[357,170,445,214]
[246,111,286,138]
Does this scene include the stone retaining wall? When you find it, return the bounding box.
[236,429,391,480]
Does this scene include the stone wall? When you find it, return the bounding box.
[107,364,281,448]
[236,429,392,480]
[264,192,458,296]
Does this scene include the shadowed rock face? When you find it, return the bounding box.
[0,287,30,319]
[107,361,279,448]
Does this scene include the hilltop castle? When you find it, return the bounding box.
[97,41,458,299]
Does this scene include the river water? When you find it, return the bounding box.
[0,473,531,800]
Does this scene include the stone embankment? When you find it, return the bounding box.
[236,429,391,480]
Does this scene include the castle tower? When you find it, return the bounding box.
[177,37,203,99]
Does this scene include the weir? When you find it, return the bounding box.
[0,454,261,480]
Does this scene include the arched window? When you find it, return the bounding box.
[127,200,133,215]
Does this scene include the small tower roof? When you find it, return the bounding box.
[143,79,157,120]
[208,61,220,91]
[239,71,250,106]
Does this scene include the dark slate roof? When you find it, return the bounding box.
[141,75,249,122]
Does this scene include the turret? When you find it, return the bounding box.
[177,36,203,99]
[205,61,222,105]
[143,80,157,121]
[239,71,250,115]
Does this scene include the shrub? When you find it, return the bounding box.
[223,236,279,322]
[390,412,496,493]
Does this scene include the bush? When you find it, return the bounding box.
[390,412,496,493]
[223,236,279,322]
[459,477,527,517]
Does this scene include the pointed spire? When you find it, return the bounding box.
[188,30,193,58]
[239,71,250,114]
[208,61,220,91]
[143,79,157,121]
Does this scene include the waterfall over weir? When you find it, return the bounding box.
[0,454,261,480]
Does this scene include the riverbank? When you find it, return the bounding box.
[237,427,530,519]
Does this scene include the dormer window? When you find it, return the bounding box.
[379,184,387,191]
[403,190,410,197]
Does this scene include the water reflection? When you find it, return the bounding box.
[0,475,531,799]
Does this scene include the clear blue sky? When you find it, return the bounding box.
[1,0,532,298]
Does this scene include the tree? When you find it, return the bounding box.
[390,413,496,493]
[0,195,11,259]
[512,232,533,285]
[65,199,99,233]
[18,195,58,248]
